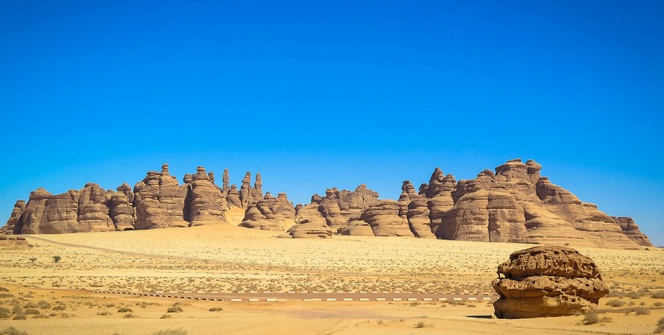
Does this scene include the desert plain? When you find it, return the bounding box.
[0,214,662,335]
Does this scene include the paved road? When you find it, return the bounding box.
[94,290,498,302]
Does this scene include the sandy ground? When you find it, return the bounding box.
[0,224,662,335]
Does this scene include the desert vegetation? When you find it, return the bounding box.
[0,224,662,334]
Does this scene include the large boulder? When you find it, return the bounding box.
[492,246,609,318]
[287,222,334,238]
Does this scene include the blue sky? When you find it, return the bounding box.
[1,1,662,245]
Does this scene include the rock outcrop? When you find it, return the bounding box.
[108,183,135,230]
[240,193,296,231]
[187,167,226,226]
[492,246,609,318]
[0,230,29,248]
[77,183,114,232]
[133,165,189,229]
[360,200,413,237]
[1,200,25,234]
[2,160,653,249]
[612,216,652,246]
[297,185,379,237]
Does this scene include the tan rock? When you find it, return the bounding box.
[77,183,114,232]
[187,166,226,226]
[109,183,135,230]
[240,192,295,231]
[611,216,652,247]
[41,190,80,233]
[407,199,434,238]
[14,188,52,234]
[338,219,374,236]
[360,200,413,237]
[133,165,188,229]
[287,222,334,238]
[492,246,609,318]
[2,200,26,234]
[226,185,242,208]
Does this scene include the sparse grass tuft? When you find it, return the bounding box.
[151,328,187,335]
[414,321,433,328]
[655,317,664,333]
[582,310,611,325]
[606,299,625,307]
[1,327,28,335]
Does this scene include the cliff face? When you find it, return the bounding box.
[2,160,653,249]
[2,164,264,234]
[285,159,652,248]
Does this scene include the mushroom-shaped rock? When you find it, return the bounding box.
[492,246,609,318]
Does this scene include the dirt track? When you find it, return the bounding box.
[96,290,497,302]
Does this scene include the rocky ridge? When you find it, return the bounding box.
[2,160,653,249]
[2,164,269,234]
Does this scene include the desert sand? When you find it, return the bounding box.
[0,224,662,335]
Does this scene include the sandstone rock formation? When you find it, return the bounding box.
[240,193,296,231]
[1,200,25,234]
[612,216,652,246]
[2,160,654,249]
[186,167,227,226]
[77,183,114,232]
[360,200,413,237]
[239,172,263,208]
[133,164,189,229]
[4,164,275,235]
[432,159,650,249]
[108,183,135,230]
[407,199,435,238]
[226,185,242,208]
[294,185,380,237]
[492,246,609,318]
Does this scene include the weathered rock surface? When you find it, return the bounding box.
[109,183,135,230]
[39,190,80,233]
[612,216,653,246]
[239,172,263,208]
[226,185,242,208]
[241,193,296,231]
[492,246,609,318]
[407,199,435,238]
[77,183,114,232]
[300,185,380,237]
[360,200,413,237]
[287,222,334,238]
[289,201,334,237]
[0,230,29,248]
[2,200,25,234]
[434,159,643,249]
[187,167,227,226]
[2,160,653,249]
[133,165,189,229]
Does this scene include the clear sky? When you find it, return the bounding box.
[1,1,662,245]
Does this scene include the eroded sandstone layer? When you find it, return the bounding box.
[492,246,609,318]
[2,164,265,234]
[1,159,653,249]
